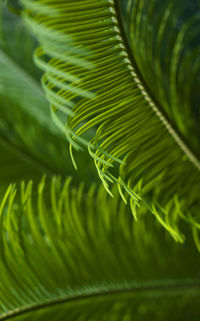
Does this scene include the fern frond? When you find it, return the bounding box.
[20,0,200,240]
[0,177,200,320]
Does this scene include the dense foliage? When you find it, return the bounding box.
[0,0,200,320]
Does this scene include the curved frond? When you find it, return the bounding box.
[19,0,200,240]
[0,177,200,320]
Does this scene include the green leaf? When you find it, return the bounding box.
[0,177,200,320]
[19,0,200,240]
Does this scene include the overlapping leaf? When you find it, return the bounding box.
[0,177,200,320]
[19,0,200,241]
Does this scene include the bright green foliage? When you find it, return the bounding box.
[19,0,200,241]
[0,177,200,320]
[0,0,200,320]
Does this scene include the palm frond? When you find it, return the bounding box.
[20,0,200,240]
[0,177,200,320]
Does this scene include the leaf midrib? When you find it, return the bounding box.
[114,0,200,171]
[1,279,200,320]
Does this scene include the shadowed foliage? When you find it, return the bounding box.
[0,0,200,320]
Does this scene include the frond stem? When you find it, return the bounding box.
[1,279,200,320]
[114,0,200,171]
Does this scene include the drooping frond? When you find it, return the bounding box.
[0,177,200,320]
[19,0,200,240]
